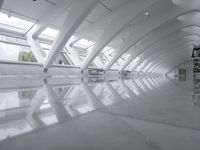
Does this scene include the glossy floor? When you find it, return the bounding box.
[0,76,200,150]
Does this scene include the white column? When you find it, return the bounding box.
[65,36,82,66]
[43,83,71,122]
[104,82,122,102]
[26,34,46,63]
[32,0,73,38]
[26,0,73,63]
[43,0,98,70]
[26,89,46,129]
[81,82,105,109]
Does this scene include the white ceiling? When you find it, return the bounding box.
[1,0,200,73]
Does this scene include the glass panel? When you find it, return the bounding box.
[99,46,115,67]
[73,38,95,49]
[0,12,34,34]
[40,27,59,39]
[0,42,37,62]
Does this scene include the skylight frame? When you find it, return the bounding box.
[0,12,35,34]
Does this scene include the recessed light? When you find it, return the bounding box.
[144,11,150,17]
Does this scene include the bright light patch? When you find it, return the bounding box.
[76,105,95,114]
[125,56,140,71]
[73,38,95,49]
[0,12,34,33]
[41,27,59,38]
[40,43,52,49]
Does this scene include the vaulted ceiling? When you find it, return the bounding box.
[1,0,199,74]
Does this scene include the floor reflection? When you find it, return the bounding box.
[0,76,163,142]
[0,76,199,150]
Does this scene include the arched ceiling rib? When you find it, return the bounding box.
[149,45,192,73]
[129,33,199,71]
[0,0,3,9]
[1,0,200,74]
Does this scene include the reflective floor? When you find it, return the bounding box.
[0,76,200,150]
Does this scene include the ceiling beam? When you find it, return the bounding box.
[130,33,199,71]
[43,0,98,70]
[143,40,196,71]
[148,45,192,73]
[104,2,186,70]
[31,0,73,38]
[81,0,157,70]
[119,21,191,71]
[0,0,3,10]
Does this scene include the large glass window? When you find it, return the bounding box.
[0,41,36,62]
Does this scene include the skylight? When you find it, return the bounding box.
[41,27,59,38]
[0,12,34,34]
[73,38,95,49]
[99,46,115,66]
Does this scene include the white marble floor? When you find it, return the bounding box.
[0,76,199,150]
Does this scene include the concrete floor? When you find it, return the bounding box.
[0,76,200,150]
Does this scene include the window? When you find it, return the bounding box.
[0,42,36,62]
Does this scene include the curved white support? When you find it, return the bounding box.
[120,21,191,71]
[81,0,157,70]
[105,2,187,70]
[144,39,196,70]
[131,33,198,71]
[43,0,98,70]
[149,45,192,72]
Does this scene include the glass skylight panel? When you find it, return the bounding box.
[73,38,95,49]
[0,34,28,46]
[0,12,34,34]
[114,53,130,69]
[40,27,59,38]
[99,46,115,66]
